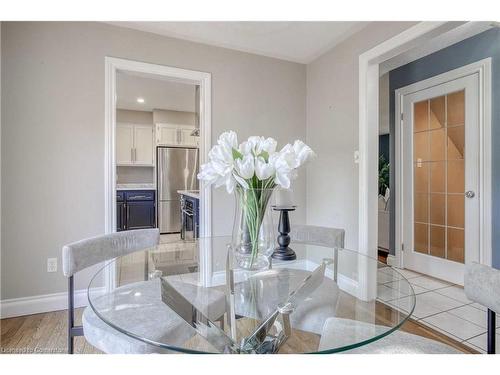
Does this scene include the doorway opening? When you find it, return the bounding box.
[104,57,212,290]
[366,22,495,352]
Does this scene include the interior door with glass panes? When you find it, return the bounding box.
[401,73,479,285]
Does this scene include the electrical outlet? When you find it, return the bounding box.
[47,257,58,273]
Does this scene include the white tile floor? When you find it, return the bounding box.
[377,267,497,353]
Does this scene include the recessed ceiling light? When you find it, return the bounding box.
[137,97,145,103]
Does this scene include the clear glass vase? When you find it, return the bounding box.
[232,187,275,270]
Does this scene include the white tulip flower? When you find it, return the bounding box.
[259,137,277,155]
[235,154,255,179]
[277,144,300,169]
[293,140,315,166]
[218,130,238,150]
[239,136,261,156]
[255,156,275,180]
[197,163,219,185]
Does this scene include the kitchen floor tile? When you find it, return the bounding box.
[418,319,463,341]
[377,266,394,274]
[377,284,407,302]
[392,268,423,280]
[384,280,428,295]
[421,312,485,340]
[447,305,491,328]
[160,233,182,244]
[435,285,471,304]
[409,275,453,291]
[390,291,464,319]
[464,333,500,353]
[377,270,403,284]
[470,303,487,312]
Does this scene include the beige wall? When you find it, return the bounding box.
[305,22,417,250]
[1,22,306,300]
[379,73,390,135]
[116,108,196,126]
[153,109,195,125]
[116,109,153,125]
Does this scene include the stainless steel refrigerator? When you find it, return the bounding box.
[157,146,199,233]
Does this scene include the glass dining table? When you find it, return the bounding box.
[88,236,416,354]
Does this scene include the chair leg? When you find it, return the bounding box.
[68,276,74,354]
[487,309,496,354]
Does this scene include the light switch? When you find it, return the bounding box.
[354,150,360,164]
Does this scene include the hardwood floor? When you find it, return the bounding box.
[1,308,101,354]
[1,307,476,354]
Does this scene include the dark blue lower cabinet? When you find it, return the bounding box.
[116,202,126,231]
[126,201,156,230]
[116,190,156,231]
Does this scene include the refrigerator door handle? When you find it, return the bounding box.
[158,149,164,199]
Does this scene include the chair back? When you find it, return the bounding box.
[464,262,500,313]
[62,228,159,277]
[289,225,345,248]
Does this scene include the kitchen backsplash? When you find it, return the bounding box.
[117,166,155,184]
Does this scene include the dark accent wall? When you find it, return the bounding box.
[379,134,390,162]
[389,28,500,268]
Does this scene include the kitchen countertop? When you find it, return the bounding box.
[177,190,200,199]
[117,183,156,191]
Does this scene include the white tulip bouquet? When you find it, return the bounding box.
[198,131,315,193]
[198,131,315,266]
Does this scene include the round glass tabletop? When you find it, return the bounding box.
[88,236,416,354]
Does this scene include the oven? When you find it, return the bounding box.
[180,196,199,240]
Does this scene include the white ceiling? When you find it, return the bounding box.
[107,21,369,64]
[116,71,195,112]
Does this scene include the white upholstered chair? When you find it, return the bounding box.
[62,228,222,354]
[318,317,461,354]
[62,229,166,353]
[289,224,345,248]
[465,262,499,354]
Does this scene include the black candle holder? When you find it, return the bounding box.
[271,205,297,261]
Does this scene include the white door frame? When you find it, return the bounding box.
[394,58,492,270]
[358,22,492,265]
[104,57,212,291]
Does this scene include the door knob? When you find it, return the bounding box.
[465,190,475,198]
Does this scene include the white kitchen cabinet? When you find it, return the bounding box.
[156,123,199,147]
[156,125,179,145]
[179,128,199,147]
[116,124,134,165]
[116,123,154,166]
[134,125,154,165]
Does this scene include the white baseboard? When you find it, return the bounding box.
[386,254,397,266]
[302,260,360,297]
[0,287,105,319]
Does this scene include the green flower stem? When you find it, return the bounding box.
[237,178,276,266]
